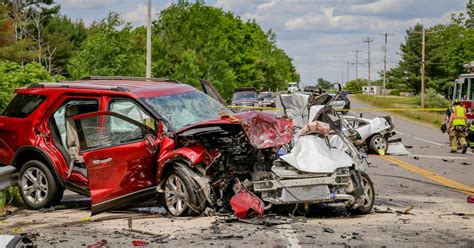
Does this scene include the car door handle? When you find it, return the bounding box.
[92,158,113,165]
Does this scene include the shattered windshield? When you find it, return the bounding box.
[233,91,257,100]
[144,90,227,130]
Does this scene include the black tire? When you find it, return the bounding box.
[18,160,60,210]
[369,134,388,154]
[52,186,65,206]
[159,166,199,216]
[353,171,375,215]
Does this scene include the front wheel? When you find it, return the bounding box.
[353,171,375,214]
[160,167,199,216]
[18,160,60,209]
[369,134,388,154]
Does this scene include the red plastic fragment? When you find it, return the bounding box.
[132,240,149,246]
[87,240,107,248]
[468,196,474,203]
[230,181,265,219]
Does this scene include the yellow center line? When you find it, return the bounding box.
[379,155,474,195]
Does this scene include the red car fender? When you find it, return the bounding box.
[156,138,207,182]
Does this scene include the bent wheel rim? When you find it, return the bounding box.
[164,174,187,216]
[373,136,387,151]
[361,176,373,208]
[21,167,49,205]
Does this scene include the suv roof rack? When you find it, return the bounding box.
[81,76,180,83]
[27,83,130,92]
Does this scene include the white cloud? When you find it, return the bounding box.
[60,0,121,10]
[58,0,468,83]
[123,3,154,26]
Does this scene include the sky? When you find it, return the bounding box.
[55,0,467,85]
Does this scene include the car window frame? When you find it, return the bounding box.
[107,97,157,134]
[74,111,155,152]
[2,93,47,118]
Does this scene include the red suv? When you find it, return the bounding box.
[0,77,292,215]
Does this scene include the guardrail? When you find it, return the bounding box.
[0,166,18,191]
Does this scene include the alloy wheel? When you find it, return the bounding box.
[21,167,49,205]
[164,174,187,216]
[373,136,387,151]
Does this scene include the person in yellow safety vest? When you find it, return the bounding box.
[448,100,468,153]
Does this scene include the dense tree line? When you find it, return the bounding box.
[387,1,474,94]
[0,0,299,108]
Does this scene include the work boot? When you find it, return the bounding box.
[462,145,468,154]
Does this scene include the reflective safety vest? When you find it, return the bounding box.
[452,105,466,126]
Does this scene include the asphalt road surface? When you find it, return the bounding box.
[1,96,473,247]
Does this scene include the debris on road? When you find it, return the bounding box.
[468,196,474,203]
[0,234,36,247]
[132,240,149,246]
[230,181,265,219]
[442,159,455,163]
[323,227,335,233]
[87,239,107,248]
[396,205,414,215]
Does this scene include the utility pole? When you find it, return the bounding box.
[354,50,360,80]
[146,0,152,79]
[363,38,373,95]
[346,61,350,83]
[421,28,425,108]
[380,33,393,97]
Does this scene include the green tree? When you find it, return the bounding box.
[0,61,54,109]
[344,79,367,93]
[43,15,88,75]
[67,12,145,79]
[0,4,39,63]
[152,2,299,98]
[316,77,332,89]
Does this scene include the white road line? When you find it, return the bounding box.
[279,224,301,248]
[410,154,469,160]
[396,130,448,147]
[396,130,473,154]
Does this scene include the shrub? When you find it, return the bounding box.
[416,88,450,108]
[389,89,400,96]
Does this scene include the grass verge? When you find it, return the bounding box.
[0,187,24,215]
[353,94,444,127]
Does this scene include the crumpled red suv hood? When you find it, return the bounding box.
[176,111,293,149]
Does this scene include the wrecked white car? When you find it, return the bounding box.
[253,94,375,215]
[341,114,395,153]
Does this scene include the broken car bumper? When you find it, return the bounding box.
[253,167,354,205]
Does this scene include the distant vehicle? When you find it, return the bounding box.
[288,82,299,93]
[231,87,258,107]
[303,86,323,95]
[258,92,275,108]
[331,91,351,111]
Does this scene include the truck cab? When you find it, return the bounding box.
[453,75,474,124]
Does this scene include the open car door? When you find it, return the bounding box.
[69,111,159,215]
[200,79,226,105]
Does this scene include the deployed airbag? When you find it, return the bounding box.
[280,136,353,173]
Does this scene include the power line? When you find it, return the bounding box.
[353,50,361,80]
[421,28,426,108]
[380,33,393,97]
[363,37,373,94]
